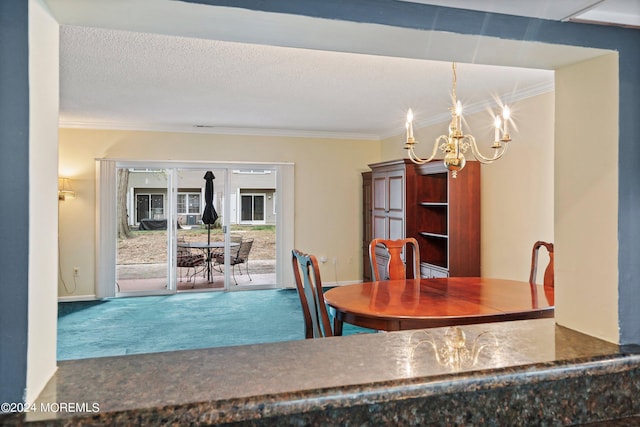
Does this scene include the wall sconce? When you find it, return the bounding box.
[58,178,76,201]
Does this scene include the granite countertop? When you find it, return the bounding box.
[3,318,640,426]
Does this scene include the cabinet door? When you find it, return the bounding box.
[372,214,388,240]
[388,216,404,240]
[373,175,388,211]
[388,174,404,213]
[372,170,406,240]
[387,173,405,240]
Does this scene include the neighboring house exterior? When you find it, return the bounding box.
[126,168,277,227]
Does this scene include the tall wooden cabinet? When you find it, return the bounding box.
[362,171,373,282]
[415,161,480,278]
[366,159,480,279]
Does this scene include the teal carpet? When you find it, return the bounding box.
[57,289,370,360]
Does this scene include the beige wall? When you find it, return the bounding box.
[381,91,555,282]
[555,53,619,341]
[28,0,59,405]
[58,130,380,298]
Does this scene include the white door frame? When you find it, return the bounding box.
[96,159,294,297]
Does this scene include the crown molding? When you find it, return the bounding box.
[58,120,382,141]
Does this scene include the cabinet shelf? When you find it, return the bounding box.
[420,231,448,239]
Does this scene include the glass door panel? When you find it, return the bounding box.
[228,168,277,289]
[116,167,172,295]
[175,168,228,291]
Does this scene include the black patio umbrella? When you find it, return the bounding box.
[202,171,219,282]
[202,171,219,246]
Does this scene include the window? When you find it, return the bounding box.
[240,194,265,223]
[136,194,165,221]
[177,192,201,214]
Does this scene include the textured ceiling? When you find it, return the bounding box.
[52,0,630,139]
[59,25,554,139]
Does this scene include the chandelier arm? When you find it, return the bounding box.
[406,135,443,165]
[466,135,509,164]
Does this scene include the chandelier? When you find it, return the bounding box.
[405,63,512,177]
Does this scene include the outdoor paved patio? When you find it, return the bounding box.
[116,260,276,292]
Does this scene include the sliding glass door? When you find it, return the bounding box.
[110,162,280,296]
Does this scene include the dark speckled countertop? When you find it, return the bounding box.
[3,318,640,426]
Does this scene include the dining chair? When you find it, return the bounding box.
[369,238,421,281]
[529,241,554,288]
[291,249,334,338]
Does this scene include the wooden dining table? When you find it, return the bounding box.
[323,277,554,335]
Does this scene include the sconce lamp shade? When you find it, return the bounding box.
[58,178,75,201]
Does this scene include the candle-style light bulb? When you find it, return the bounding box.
[406,109,414,139]
[494,116,501,141]
[454,101,463,132]
[502,106,510,134]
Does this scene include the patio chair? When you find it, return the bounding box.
[176,238,205,285]
[214,238,254,285]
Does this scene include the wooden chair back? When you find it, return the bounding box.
[291,249,333,338]
[369,238,420,281]
[530,241,554,288]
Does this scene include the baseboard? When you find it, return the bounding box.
[322,280,363,287]
[58,294,99,302]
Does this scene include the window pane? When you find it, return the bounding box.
[151,194,164,219]
[254,196,264,221]
[188,194,200,214]
[241,195,253,221]
[136,195,150,222]
[177,194,186,214]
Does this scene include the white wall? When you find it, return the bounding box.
[58,130,380,298]
[27,0,59,404]
[381,91,555,283]
[555,53,619,342]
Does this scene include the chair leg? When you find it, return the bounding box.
[188,267,197,288]
[245,261,252,281]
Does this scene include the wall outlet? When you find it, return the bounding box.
[332,256,337,264]
[73,267,79,277]
[319,256,328,263]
